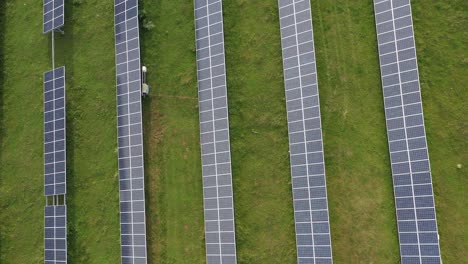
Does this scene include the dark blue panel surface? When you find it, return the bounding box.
[278,0,333,263]
[373,0,441,263]
[114,1,147,263]
[43,0,65,33]
[194,1,237,264]
[43,67,66,196]
[44,205,67,263]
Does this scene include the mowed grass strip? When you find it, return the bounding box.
[223,1,297,263]
[140,0,205,263]
[0,0,121,263]
[311,0,400,262]
[411,1,467,262]
[55,1,120,263]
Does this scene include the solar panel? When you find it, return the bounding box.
[44,205,67,264]
[44,66,67,196]
[43,0,65,33]
[373,1,441,263]
[194,1,237,263]
[277,0,333,263]
[114,1,148,263]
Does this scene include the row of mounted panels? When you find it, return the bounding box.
[373,0,441,263]
[114,0,148,264]
[43,1,68,264]
[278,0,333,263]
[194,0,237,264]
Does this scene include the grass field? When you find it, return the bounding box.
[0,0,466,263]
[0,1,120,263]
[411,1,467,262]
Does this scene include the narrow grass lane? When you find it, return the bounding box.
[312,1,400,262]
[223,1,297,263]
[140,1,205,263]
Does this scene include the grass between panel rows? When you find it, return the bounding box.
[223,1,298,263]
[140,0,205,263]
[312,1,400,262]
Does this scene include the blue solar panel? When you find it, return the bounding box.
[44,67,66,196]
[278,0,333,263]
[194,1,237,264]
[373,1,441,263]
[44,205,67,263]
[114,1,148,263]
[43,0,65,33]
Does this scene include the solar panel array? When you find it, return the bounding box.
[278,0,333,263]
[114,1,148,263]
[44,66,67,196]
[43,1,68,262]
[373,1,441,263]
[43,0,65,33]
[44,205,67,264]
[194,1,237,263]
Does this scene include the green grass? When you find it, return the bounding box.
[223,1,297,263]
[0,0,120,263]
[312,1,400,262]
[0,0,466,263]
[55,2,121,262]
[0,2,46,261]
[140,1,205,262]
[412,1,467,262]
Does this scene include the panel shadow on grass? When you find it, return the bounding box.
[142,94,156,263]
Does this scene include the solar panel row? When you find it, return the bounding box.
[43,0,65,33]
[44,205,67,264]
[373,1,441,264]
[44,66,66,196]
[114,0,148,263]
[194,1,237,264]
[43,1,68,263]
[278,0,333,263]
